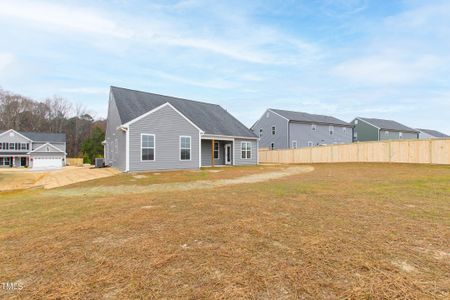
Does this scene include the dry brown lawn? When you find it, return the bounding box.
[0,163,449,299]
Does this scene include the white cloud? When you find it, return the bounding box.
[59,87,109,95]
[0,1,132,38]
[330,1,450,87]
[331,55,441,85]
[0,52,15,77]
[0,0,321,65]
[153,71,237,90]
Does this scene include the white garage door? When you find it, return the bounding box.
[32,157,63,169]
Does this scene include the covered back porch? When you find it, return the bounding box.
[201,136,234,167]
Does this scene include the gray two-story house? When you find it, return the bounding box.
[351,117,419,142]
[104,86,258,172]
[0,129,66,169]
[251,108,353,149]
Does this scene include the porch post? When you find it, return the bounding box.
[211,139,215,167]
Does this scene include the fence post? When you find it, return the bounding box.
[429,140,433,164]
[388,141,392,162]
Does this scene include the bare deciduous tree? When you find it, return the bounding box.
[0,88,105,157]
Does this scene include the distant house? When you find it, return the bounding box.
[251,108,353,149]
[417,128,449,139]
[104,86,258,172]
[351,117,419,142]
[0,129,66,169]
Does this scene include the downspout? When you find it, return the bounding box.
[118,125,129,172]
[287,120,290,148]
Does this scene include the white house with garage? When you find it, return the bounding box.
[0,129,66,169]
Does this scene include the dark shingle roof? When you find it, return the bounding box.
[417,128,449,138]
[0,130,66,142]
[111,86,257,138]
[269,108,351,126]
[358,117,418,133]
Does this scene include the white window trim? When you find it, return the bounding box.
[399,132,403,138]
[213,141,219,159]
[140,133,155,162]
[259,128,263,137]
[311,124,317,131]
[241,141,252,159]
[179,135,192,161]
[292,140,297,149]
[272,125,276,135]
[308,141,313,147]
[329,125,334,135]
[271,143,275,150]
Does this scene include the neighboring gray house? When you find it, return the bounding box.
[251,108,353,149]
[0,129,66,169]
[417,128,449,139]
[351,117,419,142]
[104,86,258,172]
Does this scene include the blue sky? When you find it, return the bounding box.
[0,0,449,133]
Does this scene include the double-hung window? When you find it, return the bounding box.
[241,142,251,159]
[329,126,334,135]
[180,136,191,160]
[141,134,155,161]
[292,140,297,149]
[272,126,276,135]
[213,142,219,159]
[311,124,317,131]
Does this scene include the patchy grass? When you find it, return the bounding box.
[0,163,449,299]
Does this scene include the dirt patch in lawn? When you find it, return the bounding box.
[54,166,314,197]
[0,166,120,191]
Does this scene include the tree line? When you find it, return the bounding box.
[0,88,105,163]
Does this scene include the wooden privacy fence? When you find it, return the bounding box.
[66,158,84,166]
[259,139,450,165]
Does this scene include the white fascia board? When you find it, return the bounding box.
[121,102,204,134]
[0,129,33,141]
[268,109,290,121]
[28,142,65,154]
[202,134,258,140]
[356,117,381,129]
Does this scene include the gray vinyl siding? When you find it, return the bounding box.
[105,92,127,171]
[379,130,418,141]
[201,140,228,166]
[352,119,379,141]
[234,138,257,165]
[32,142,66,152]
[0,132,30,153]
[289,122,352,148]
[251,109,288,149]
[419,132,434,139]
[128,104,200,171]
